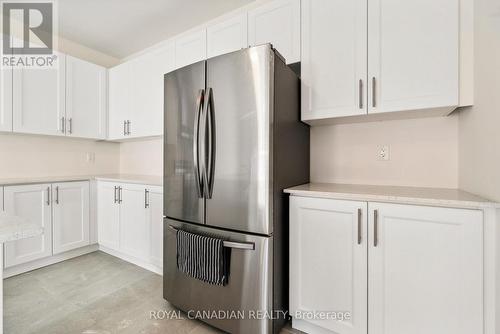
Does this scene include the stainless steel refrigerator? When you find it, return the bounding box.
[163,44,309,334]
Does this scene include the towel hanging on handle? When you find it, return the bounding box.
[176,229,230,286]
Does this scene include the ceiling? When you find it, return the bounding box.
[57,0,254,59]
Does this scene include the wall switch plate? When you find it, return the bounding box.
[378,145,390,161]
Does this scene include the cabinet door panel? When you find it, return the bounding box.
[12,51,65,136]
[248,0,300,64]
[175,29,207,69]
[148,187,163,267]
[301,0,367,120]
[66,56,107,139]
[97,182,120,250]
[0,36,13,132]
[119,184,149,260]
[207,13,248,58]
[290,196,367,334]
[368,0,459,114]
[368,203,483,334]
[130,43,174,138]
[108,62,131,140]
[4,184,52,267]
[53,181,90,254]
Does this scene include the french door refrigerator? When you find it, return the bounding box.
[163,44,309,334]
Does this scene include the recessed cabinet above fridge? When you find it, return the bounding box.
[301,0,474,125]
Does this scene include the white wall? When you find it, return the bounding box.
[119,138,163,176]
[0,133,120,178]
[458,0,500,201]
[311,116,459,188]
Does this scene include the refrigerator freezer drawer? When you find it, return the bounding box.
[163,219,273,334]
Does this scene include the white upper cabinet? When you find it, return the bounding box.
[248,0,300,64]
[302,0,467,123]
[207,13,248,58]
[175,29,207,69]
[290,196,368,334]
[368,203,483,334]
[0,36,13,132]
[129,43,175,138]
[52,181,90,255]
[367,0,459,115]
[12,51,66,136]
[108,62,132,140]
[66,56,107,139]
[301,0,367,121]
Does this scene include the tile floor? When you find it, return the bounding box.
[4,251,300,334]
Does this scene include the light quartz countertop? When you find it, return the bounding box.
[285,183,500,209]
[0,174,163,187]
[0,212,44,243]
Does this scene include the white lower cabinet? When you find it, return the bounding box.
[97,181,163,270]
[368,202,483,334]
[97,182,120,249]
[290,197,367,334]
[290,197,484,334]
[4,182,91,268]
[4,184,53,268]
[52,182,90,254]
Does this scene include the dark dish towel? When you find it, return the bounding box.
[176,229,229,286]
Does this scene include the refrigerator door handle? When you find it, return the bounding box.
[193,89,205,198]
[202,87,215,199]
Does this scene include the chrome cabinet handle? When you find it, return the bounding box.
[127,120,131,135]
[357,208,362,245]
[145,189,150,208]
[374,209,379,247]
[46,186,51,205]
[55,186,59,204]
[118,186,123,204]
[359,79,363,109]
[114,186,118,203]
[68,118,73,134]
[372,77,377,108]
[61,117,66,133]
[202,87,215,199]
[193,89,204,198]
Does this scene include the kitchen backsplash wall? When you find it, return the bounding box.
[0,133,120,179]
[119,138,163,176]
[311,116,459,188]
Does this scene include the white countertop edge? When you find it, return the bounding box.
[0,175,163,187]
[285,188,500,210]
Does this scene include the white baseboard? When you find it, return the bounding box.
[3,244,99,279]
[98,245,163,275]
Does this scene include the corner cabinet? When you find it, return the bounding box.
[65,56,107,139]
[301,0,469,123]
[290,196,484,334]
[97,181,163,272]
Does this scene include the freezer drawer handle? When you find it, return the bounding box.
[168,225,255,250]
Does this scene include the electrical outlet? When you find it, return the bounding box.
[377,145,390,161]
[85,152,96,164]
